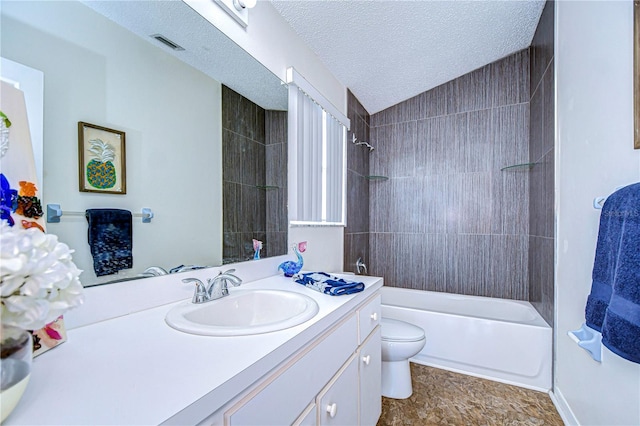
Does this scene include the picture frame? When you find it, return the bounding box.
[635,1,639,149]
[78,121,126,194]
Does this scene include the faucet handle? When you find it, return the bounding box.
[182,278,208,304]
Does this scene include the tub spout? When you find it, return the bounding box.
[356,257,368,275]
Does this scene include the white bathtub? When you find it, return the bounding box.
[381,286,552,392]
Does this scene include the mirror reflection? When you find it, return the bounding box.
[221,86,288,264]
[1,0,288,286]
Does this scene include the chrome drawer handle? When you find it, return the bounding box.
[370,312,378,321]
[362,355,371,365]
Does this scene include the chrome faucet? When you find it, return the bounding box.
[142,266,168,277]
[356,257,368,275]
[182,269,242,304]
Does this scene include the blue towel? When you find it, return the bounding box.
[600,183,640,364]
[86,209,133,276]
[585,187,632,331]
[294,272,365,296]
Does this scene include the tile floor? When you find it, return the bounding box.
[377,363,564,425]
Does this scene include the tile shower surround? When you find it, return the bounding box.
[345,6,555,324]
[528,0,555,326]
[367,49,531,300]
[222,86,287,263]
[344,90,371,274]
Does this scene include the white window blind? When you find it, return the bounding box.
[287,68,349,226]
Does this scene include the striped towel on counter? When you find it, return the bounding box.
[294,272,365,296]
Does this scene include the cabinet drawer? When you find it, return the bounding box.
[358,293,381,344]
[292,403,316,426]
[317,354,359,426]
[226,313,358,425]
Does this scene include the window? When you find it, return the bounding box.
[287,68,349,225]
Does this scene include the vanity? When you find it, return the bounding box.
[5,257,382,425]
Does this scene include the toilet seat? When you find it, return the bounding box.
[381,318,425,342]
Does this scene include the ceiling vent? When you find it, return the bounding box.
[150,34,184,51]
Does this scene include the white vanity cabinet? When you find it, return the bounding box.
[205,292,382,426]
[293,403,317,426]
[359,326,382,426]
[356,294,382,426]
[317,354,359,425]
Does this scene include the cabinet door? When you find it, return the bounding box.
[226,314,358,425]
[359,326,381,426]
[317,354,358,426]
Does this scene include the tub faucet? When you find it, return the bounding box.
[182,269,242,304]
[142,266,168,277]
[356,257,368,275]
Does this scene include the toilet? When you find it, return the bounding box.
[381,318,426,399]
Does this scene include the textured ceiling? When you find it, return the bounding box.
[81,0,288,111]
[270,0,546,114]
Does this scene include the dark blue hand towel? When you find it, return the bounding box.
[86,209,133,277]
[600,183,640,364]
[585,187,631,331]
[294,272,365,296]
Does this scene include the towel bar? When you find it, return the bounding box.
[46,204,153,223]
[593,182,640,209]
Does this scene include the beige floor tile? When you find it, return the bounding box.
[377,363,563,426]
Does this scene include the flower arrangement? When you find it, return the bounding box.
[0,220,84,330]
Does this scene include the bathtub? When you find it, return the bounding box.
[381,286,552,392]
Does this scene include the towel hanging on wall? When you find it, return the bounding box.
[584,187,631,331]
[599,183,640,364]
[86,208,132,276]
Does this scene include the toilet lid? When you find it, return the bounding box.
[381,318,425,342]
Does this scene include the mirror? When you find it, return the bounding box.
[1,0,288,286]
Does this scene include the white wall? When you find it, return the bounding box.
[188,0,347,272]
[289,226,344,273]
[1,1,223,285]
[555,1,640,424]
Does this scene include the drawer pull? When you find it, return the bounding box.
[326,403,337,418]
[362,355,371,365]
[370,312,378,321]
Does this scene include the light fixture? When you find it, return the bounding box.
[233,0,256,11]
[214,0,255,28]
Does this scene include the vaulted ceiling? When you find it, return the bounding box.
[270,0,546,114]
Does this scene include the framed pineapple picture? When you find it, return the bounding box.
[78,122,126,194]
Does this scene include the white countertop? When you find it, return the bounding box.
[7,272,382,425]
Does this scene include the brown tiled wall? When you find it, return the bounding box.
[344,4,554,322]
[528,1,555,326]
[368,50,531,299]
[344,90,371,273]
[222,86,287,263]
[265,110,288,259]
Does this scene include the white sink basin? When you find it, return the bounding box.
[165,290,320,336]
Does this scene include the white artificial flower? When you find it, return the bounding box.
[0,220,84,330]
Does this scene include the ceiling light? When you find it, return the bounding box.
[233,0,256,11]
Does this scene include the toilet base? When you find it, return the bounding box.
[381,359,413,399]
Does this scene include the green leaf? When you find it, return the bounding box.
[0,111,11,128]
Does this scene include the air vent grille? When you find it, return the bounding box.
[150,34,184,51]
